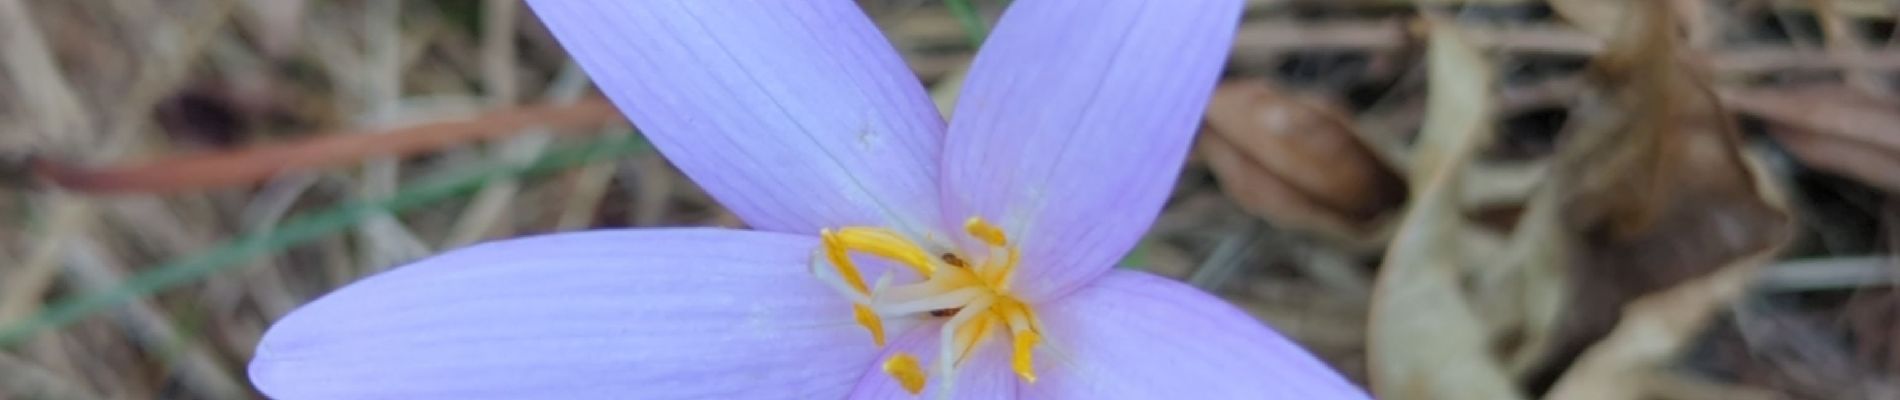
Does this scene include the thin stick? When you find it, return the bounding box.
[355,0,426,270]
[1755,256,1898,292]
[31,99,621,194]
[1188,220,1267,290]
[554,125,632,230]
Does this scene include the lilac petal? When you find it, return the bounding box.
[529,1,946,237]
[250,229,903,399]
[848,323,1020,399]
[938,0,1244,300]
[1025,270,1370,399]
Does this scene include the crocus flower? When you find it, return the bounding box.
[248,0,1369,398]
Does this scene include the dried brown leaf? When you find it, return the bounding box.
[1201,79,1405,247]
[1537,2,1795,398]
[1366,21,1525,400]
[1547,255,1773,400]
[1472,187,1571,377]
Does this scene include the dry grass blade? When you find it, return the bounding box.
[442,0,537,247]
[1722,86,1900,155]
[1548,0,1627,40]
[29,99,621,194]
[1770,127,1900,193]
[1201,79,1405,249]
[234,0,307,57]
[62,236,246,399]
[554,125,633,230]
[1551,0,1714,46]
[1810,0,1887,97]
[0,199,91,324]
[0,0,94,149]
[1758,257,1900,292]
[0,352,99,400]
[1366,20,1524,400]
[1722,86,1900,193]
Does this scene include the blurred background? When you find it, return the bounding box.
[0,0,1896,399]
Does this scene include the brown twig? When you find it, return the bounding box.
[1230,19,1900,74]
[29,99,622,195]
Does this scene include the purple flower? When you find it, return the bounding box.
[247,0,1369,398]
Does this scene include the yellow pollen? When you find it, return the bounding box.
[964,217,1009,247]
[854,304,886,347]
[998,301,1042,382]
[1012,331,1041,382]
[814,217,1045,394]
[882,353,928,395]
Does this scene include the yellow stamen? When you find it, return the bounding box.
[996,301,1042,382]
[812,217,1048,394]
[820,230,871,295]
[964,217,1009,247]
[883,353,928,395]
[832,227,936,277]
[1012,330,1041,383]
[853,304,886,346]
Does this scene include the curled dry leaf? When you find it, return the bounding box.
[1366,21,1525,400]
[1464,186,1571,379]
[1200,79,1405,249]
[1539,2,1794,398]
[1721,86,1900,193]
[1368,5,1795,399]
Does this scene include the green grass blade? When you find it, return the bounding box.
[945,0,991,46]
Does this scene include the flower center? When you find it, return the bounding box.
[810,217,1044,396]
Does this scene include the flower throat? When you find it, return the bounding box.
[812,217,1044,395]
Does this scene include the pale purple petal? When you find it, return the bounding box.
[1025,270,1369,399]
[530,0,945,237]
[250,229,904,399]
[848,323,1020,399]
[938,0,1243,300]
